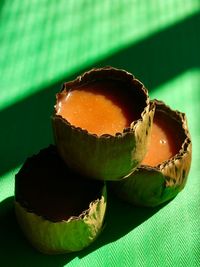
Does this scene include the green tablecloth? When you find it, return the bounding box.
[0,1,200,266]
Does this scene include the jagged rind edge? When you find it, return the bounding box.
[15,185,107,254]
[52,67,155,181]
[111,100,192,207]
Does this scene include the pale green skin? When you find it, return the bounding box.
[15,185,107,254]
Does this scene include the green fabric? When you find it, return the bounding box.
[0,1,200,266]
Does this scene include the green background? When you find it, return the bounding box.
[0,1,200,266]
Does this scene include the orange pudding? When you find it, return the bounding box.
[142,110,182,166]
[57,80,140,136]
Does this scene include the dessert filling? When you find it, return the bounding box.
[142,110,183,166]
[57,80,144,136]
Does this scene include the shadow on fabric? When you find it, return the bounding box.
[0,192,168,267]
[0,11,199,267]
[0,12,199,177]
[0,197,74,267]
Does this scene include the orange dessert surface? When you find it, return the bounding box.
[142,110,182,166]
[57,80,139,136]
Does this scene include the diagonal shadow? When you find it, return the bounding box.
[0,190,167,267]
[0,12,199,266]
[77,187,169,259]
[0,12,199,177]
[0,197,73,267]
[95,12,200,89]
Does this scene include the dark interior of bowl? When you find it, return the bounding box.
[15,146,103,222]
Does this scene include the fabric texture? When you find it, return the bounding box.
[0,1,200,266]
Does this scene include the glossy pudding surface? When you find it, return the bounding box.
[57,80,143,136]
[142,110,183,166]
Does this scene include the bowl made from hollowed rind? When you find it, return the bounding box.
[111,100,192,207]
[15,146,107,254]
[52,66,155,181]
